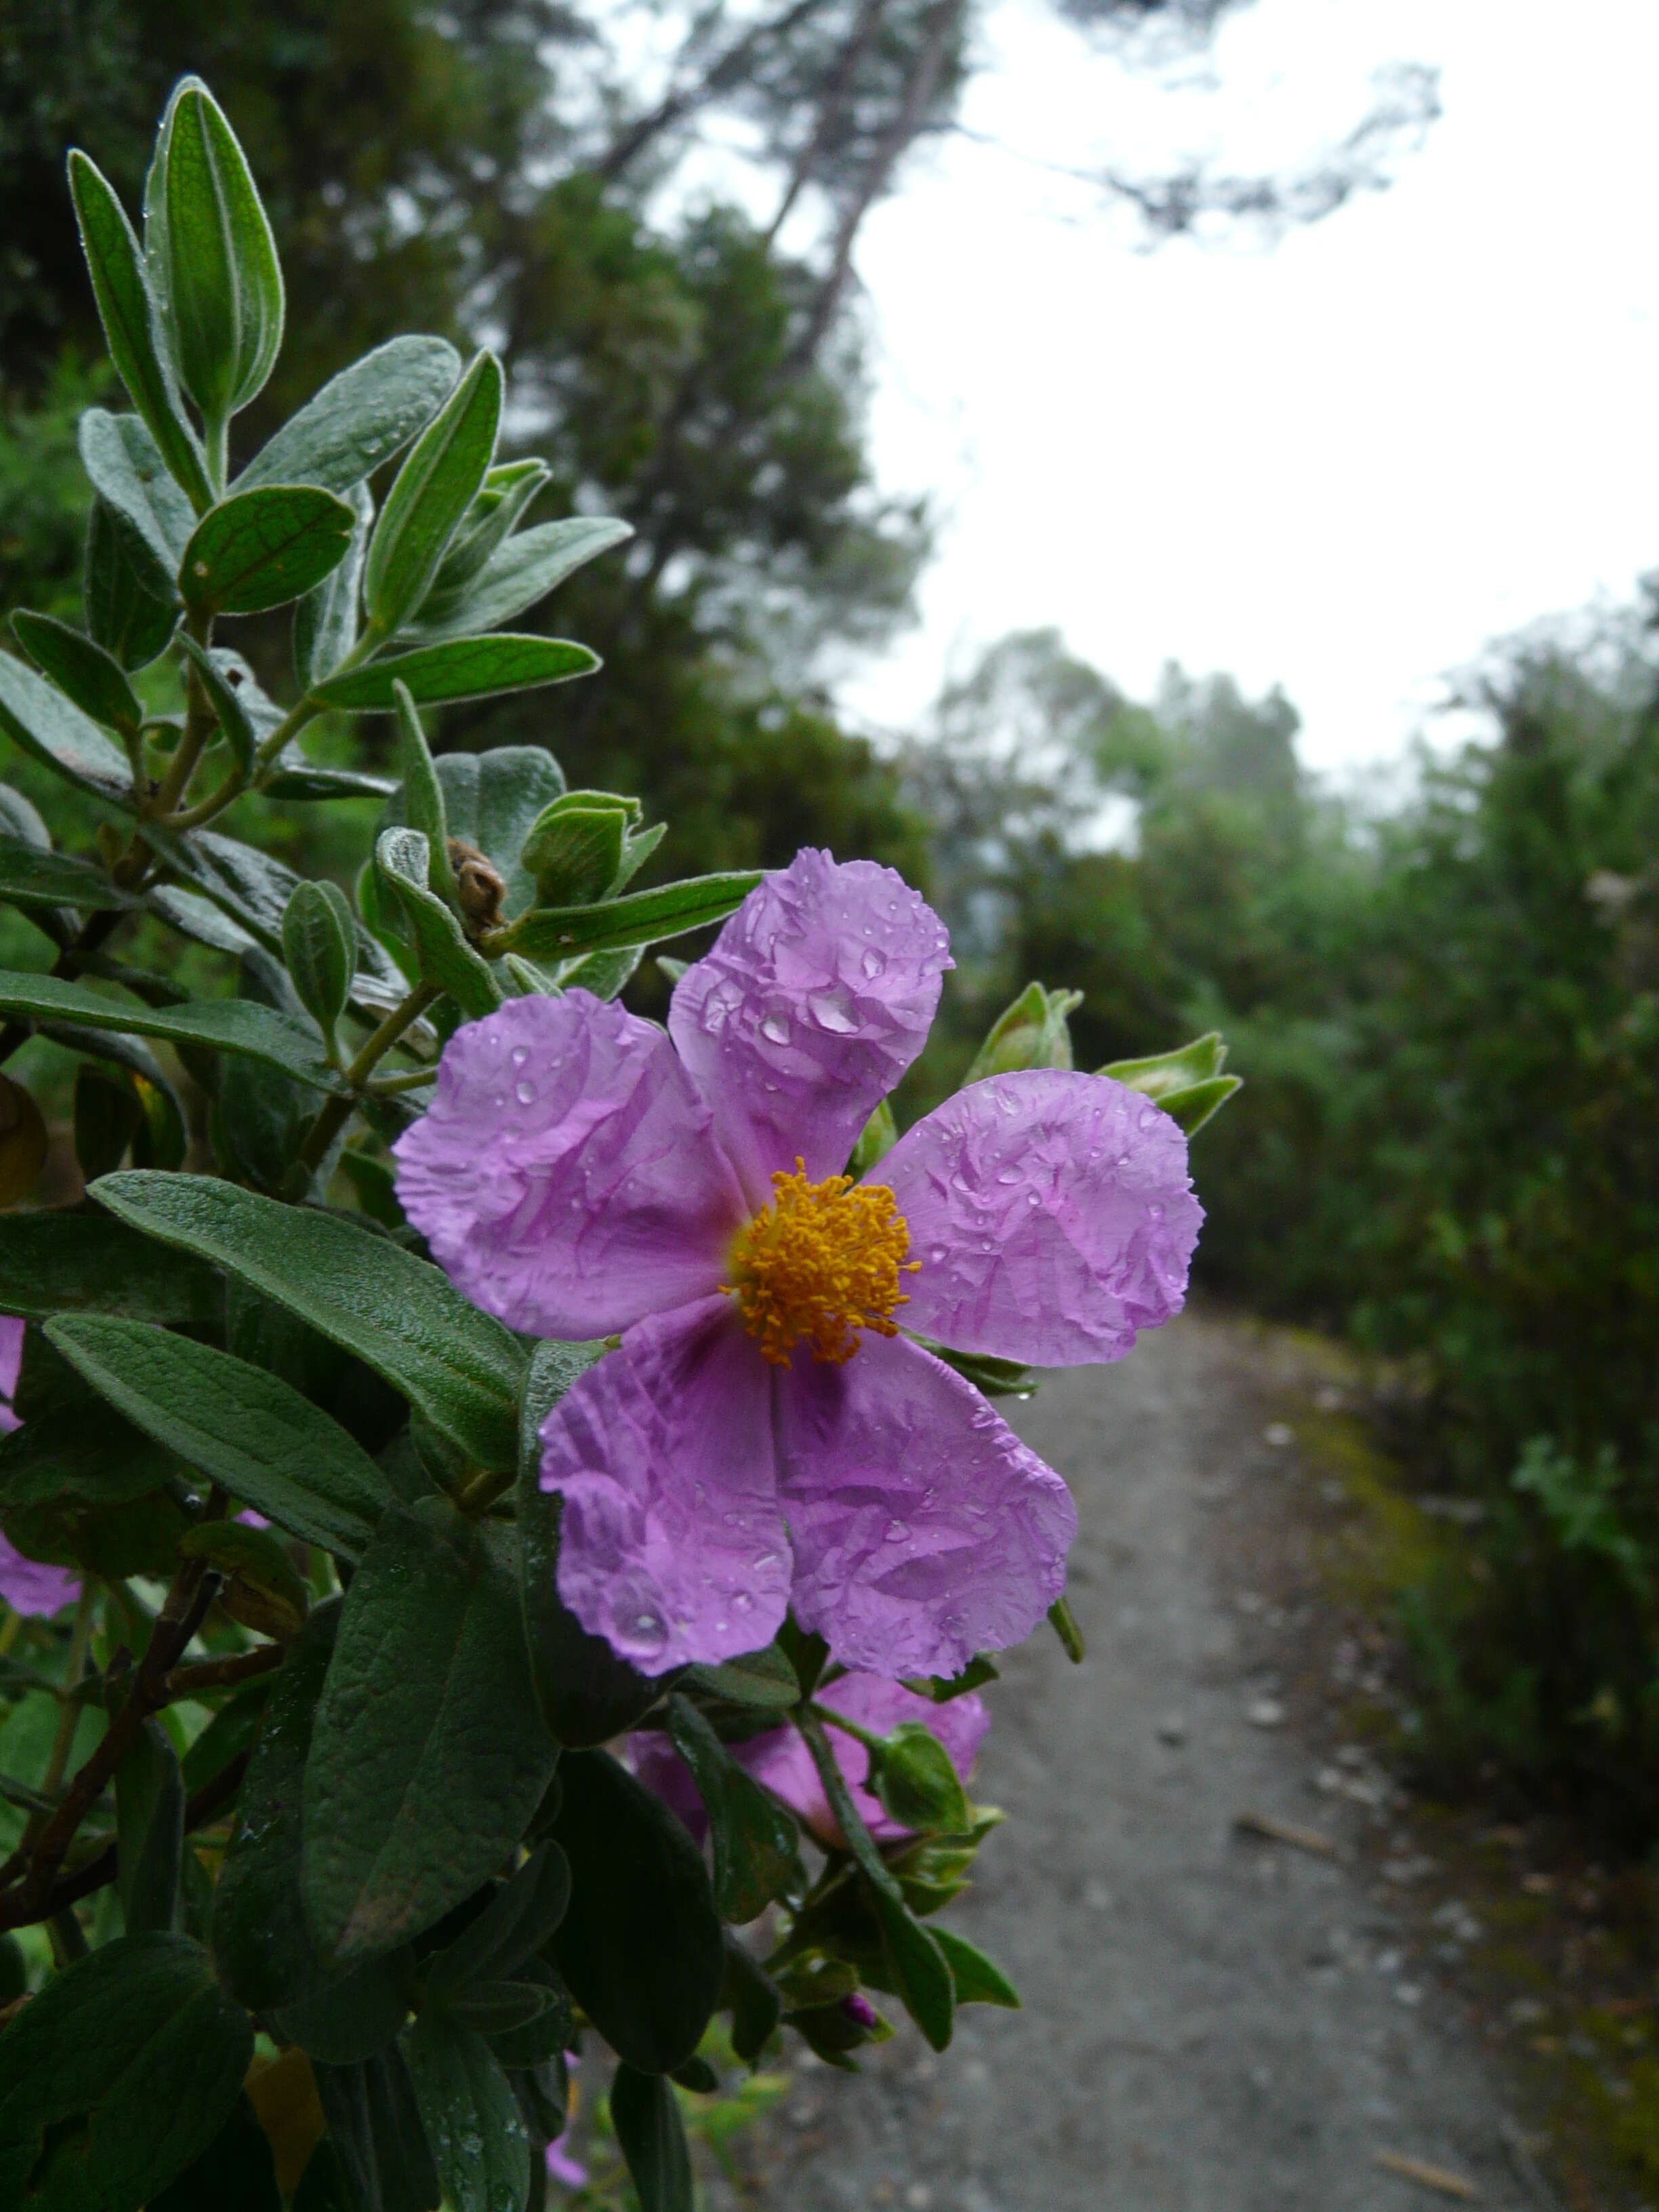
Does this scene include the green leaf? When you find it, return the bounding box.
[148,2094,281,2212]
[375,827,501,1019]
[516,1343,666,1748]
[796,1714,955,2051]
[238,337,462,493]
[684,1643,802,1713]
[429,460,548,586]
[180,1519,309,1637]
[848,1097,897,1178]
[0,1206,220,1324]
[295,481,372,688]
[423,1843,572,2001]
[1099,1030,1229,1096]
[180,1676,272,1793]
[1152,1073,1243,1136]
[117,1716,184,1934]
[610,2064,693,2212]
[866,1721,973,1835]
[45,1313,392,1558]
[152,80,285,424]
[310,2050,441,2212]
[548,1750,723,2074]
[721,1931,783,2064]
[0,1398,177,1509]
[390,683,454,902]
[0,971,343,1092]
[493,870,761,964]
[312,633,598,712]
[263,755,395,804]
[363,351,501,637]
[965,981,1082,1084]
[665,1694,804,1923]
[930,1925,1020,2009]
[303,1501,556,1963]
[11,610,143,734]
[85,497,178,668]
[283,880,356,1035]
[91,1173,525,1469]
[180,485,355,615]
[403,516,633,643]
[79,408,194,573]
[0,642,134,802]
[66,149,212,510]
[403,2012,531,2212]
[174,631,257,769]
[0,832,134,916]
[215,1604,415,2062]
[520,790,632,907]
[430,746,566,923]
[900,1654,1000,1704]
[0,1932,252,2212]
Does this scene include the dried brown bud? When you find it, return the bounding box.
[447,838,507,936]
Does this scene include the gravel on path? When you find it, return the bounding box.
[726,1309,1550,2212]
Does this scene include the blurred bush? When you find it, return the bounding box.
[915,613,1659,1842]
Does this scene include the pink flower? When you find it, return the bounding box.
[0,1314,79,1618]
[544,2132,588,2190]
[632,1671,989,1848]
[395,850,1201,1679]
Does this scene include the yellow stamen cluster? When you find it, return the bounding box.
[725,1159,920,1368]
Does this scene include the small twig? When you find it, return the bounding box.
[164,1642,287,1699]
[1233,1811,1338,1859]
[17,1749,253,1927]
[1372,2150,1479,2200]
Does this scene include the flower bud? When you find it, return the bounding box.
[520,790,639,908]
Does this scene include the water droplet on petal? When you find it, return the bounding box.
[511,1044,530,1066]
[807,983,858,1033]
[628,1610,668,1652]
[514,1079,536,1105]
[760,1011,792,1046]
[733,1591,753,1612]
[928,1244,947,1264]
[884,1517,908,1543]
[861,947,886,979]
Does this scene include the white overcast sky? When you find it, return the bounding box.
[832,0,1659,775]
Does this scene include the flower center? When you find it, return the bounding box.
[724,1159,920,1368]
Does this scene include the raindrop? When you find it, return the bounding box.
[996,1167,1021,1185]
[861,947,886,979]
[492,1092,507,1110]
[514,1079,536,1105]
[928,1244,947,1264]
[1149,1202,1164,1221]
[628,1610,668,1652]
[733,1591,754,1612]
[760,1011,792,1046]
[511,1044,530,1066]
[884,1517,908,1543]
[807,983,857,1033]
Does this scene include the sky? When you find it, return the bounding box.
[833,0,1659,777]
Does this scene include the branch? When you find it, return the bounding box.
[3,1750,252,1929]
[789,0,964,367]
[164,1643,287,1699]
[593,0,841,180]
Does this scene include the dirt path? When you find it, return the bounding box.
[727,1309,1549,2212]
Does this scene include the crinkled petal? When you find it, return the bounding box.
[777,1332,1076,1678]
[668,849,951,1204]
[0,1313,22,1431]
[882,1070,1204,1366]
[394,993,746,1338]
[631,1671,987,1848]
[0,1534,77,1618]
[538,1296,791,1673]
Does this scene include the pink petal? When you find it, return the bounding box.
[882,1070,1203,1366]
[394,993,746,1338]
[0,1533,78,1618]
[538,1297,792,1673]
[668,850,951,1205]
[0,1313,22,1432]
[777,1332,1076,1679]
[545,2135,588,2190]
[735,1672,989,1847]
